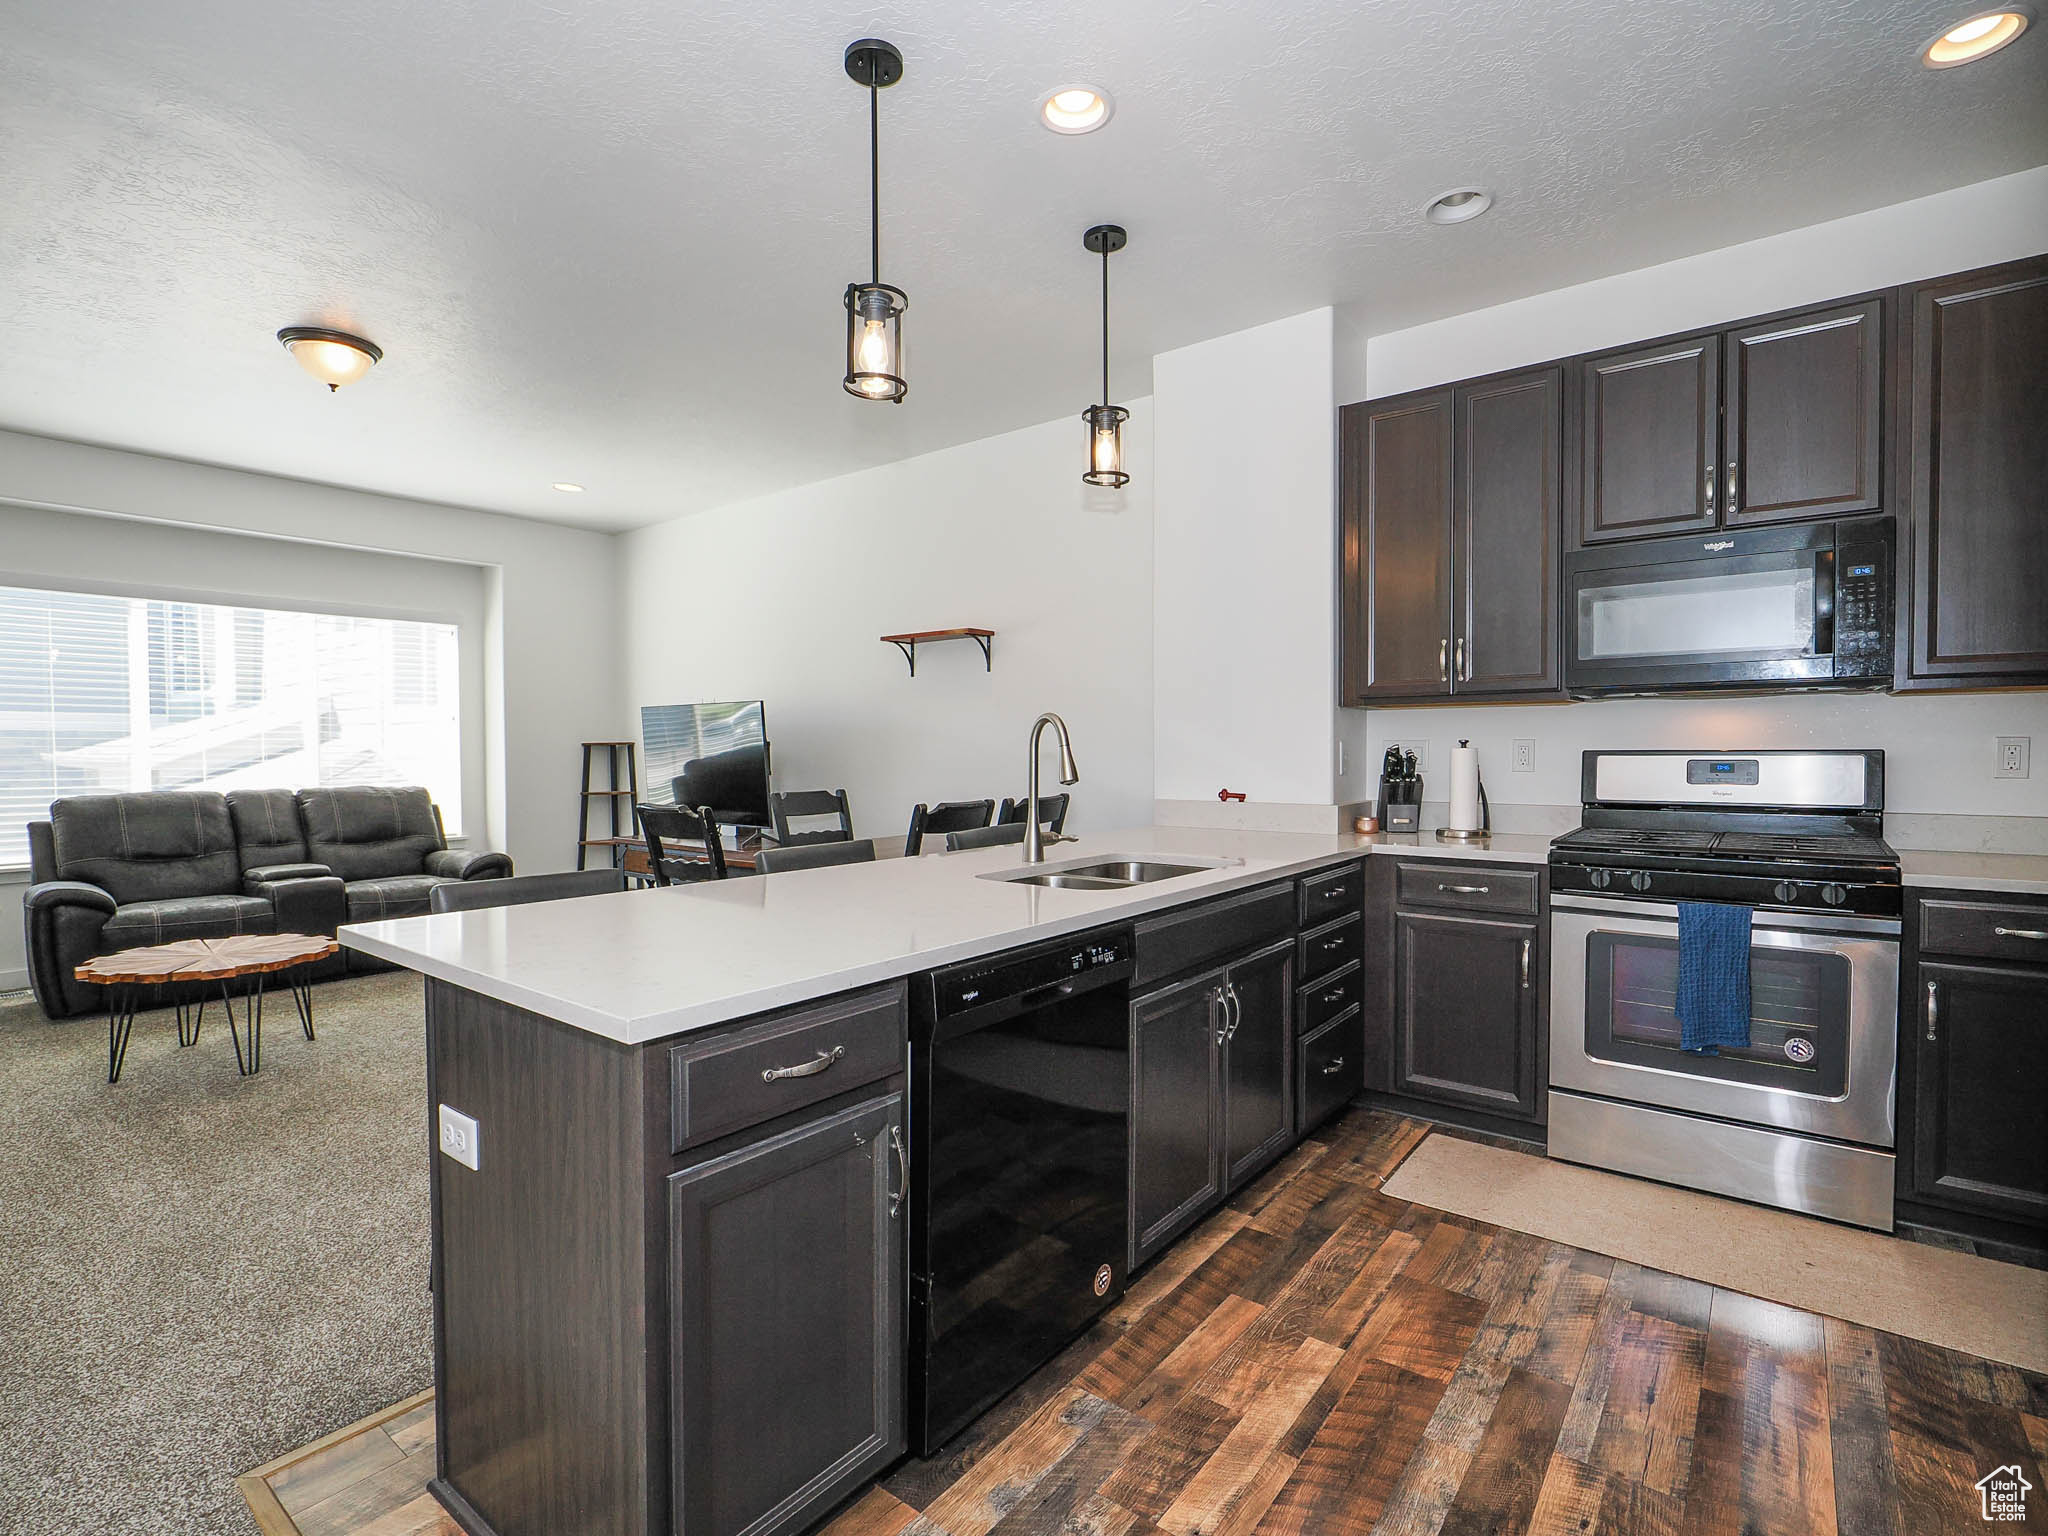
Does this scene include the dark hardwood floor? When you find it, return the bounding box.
[241,1107,2048,1536]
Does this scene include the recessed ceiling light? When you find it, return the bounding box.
[1040,85,1114,135]
[1424,187,1493,225]
[1921,5,2031,65]
[277,327,382,390]
[551,482,585,493]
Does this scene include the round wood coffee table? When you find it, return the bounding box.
[75,934,339,1082]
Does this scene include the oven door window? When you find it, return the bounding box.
[1575,551,1820,665]
[1584,930,1850,1096]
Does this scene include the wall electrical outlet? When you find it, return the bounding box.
[438,1104,481,1170]
[1512,739,1537,774]
[1996,737,2031,779]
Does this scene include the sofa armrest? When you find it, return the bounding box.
[243,862,333,892]
[24,880,118,916]
[425,849,514,881]
[247,873,347,938]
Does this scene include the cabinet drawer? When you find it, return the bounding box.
[1299,962,1361,1035]
[669,983,906,1152]
[1395,862,1539,916]
[1135,882,1296,988]
[1300,862,1364,927]
[1919,899,2048,964]
[1298,1011,1363,1133]
[1298,915,1362,984]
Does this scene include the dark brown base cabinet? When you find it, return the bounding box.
[425,979,910,1536]
[1900,891,2048,1235]
[1361,858,1548,1128]
[1129,937,1295,1268]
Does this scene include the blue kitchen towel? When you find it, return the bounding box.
[1675,901,1752,1054]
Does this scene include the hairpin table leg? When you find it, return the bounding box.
[106,985,137,1084]
[289,968,316,1041]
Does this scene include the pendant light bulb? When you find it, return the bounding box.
[1080,225,1130,488]
[842,39,907,404]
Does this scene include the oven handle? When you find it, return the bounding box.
[1548,891,1900,937]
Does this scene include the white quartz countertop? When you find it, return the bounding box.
[341,825,1550,1046]
[1898,848,2048,896]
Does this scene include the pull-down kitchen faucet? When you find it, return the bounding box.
[1024,712,1079,863]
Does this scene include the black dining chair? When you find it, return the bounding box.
[997,793,1071,834]
[945,822,1027,852]
[768,789,854,847]
[636,804,731,885]
[904,799,995,856]
[429,869,627,914]
[755,838,877,875]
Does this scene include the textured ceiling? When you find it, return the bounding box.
[2,0,2042,531]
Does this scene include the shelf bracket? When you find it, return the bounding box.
[881,629,993,677]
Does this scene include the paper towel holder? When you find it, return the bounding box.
[1436,739,1491,842]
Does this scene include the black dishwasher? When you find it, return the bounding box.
[909,927,1133,1455]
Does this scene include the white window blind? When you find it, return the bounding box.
[0,584,460,868]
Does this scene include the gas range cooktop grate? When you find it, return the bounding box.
[1711,832,1895,862]
[1552,828,1897,866]
[1553,829,1719,852]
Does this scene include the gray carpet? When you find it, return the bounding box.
[0,973,434,1535]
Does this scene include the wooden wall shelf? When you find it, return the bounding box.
[880,628,994,677]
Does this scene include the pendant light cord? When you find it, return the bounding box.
[1100,244,1110,407]
[869,83,881,285]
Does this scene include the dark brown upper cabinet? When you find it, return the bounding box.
[1579,334,1720,544]
[1341,390,1454,701]
[1725,299,1883,525]
[1340,368,1563,705]
[1456,367,1564,695]
[1896,254,2048,688]
[1578,299,1887,546]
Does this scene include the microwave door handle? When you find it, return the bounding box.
[1812,548,1836,658]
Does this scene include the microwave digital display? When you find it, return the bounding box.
[1846,564,1877,578]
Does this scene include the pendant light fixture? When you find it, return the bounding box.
[277,327,382,391]
[1081,224,1129,487]
[842,39,907,403]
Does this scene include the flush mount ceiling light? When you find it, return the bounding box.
[1080,223,1130,489]
[842,38,908,404]
[1423,187,1493,225]
[1040,85,1114,134]
[551,482,585,493]
[1920,5,2032,65]
[276,327,382,390]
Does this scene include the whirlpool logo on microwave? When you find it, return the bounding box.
[1703,540,1736,552]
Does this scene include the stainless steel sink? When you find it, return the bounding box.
[979,853,1237,889]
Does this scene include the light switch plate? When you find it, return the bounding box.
[438,1104,480,1170]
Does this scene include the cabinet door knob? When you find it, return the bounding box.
[1924,979,1938,1043]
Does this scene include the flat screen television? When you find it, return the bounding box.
[641,701,772,829]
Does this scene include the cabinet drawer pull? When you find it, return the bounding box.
[1322,987,1346,1004]
[761,1045,845,1082]
[1440,883,1489,895]
[1320,1056,1347,1076]
[1924,980,1938,1044]
[1520,938,1531,991]
[1993,926,2048,940]
[887,1124,909,1219]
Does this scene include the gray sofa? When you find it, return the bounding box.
[23,785,510,1019]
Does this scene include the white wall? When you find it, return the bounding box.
[1153,309,1337,819]
[1334,167,2048,840]
[618,407,1154,846]
[2,428,622,991]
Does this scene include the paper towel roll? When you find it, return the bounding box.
[1447,742,1483,832]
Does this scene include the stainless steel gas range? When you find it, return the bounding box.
[1546,749,1903,1231]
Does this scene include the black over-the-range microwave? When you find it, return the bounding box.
[1563,515,1894,697]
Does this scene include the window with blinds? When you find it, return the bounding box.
[0,584,461,868]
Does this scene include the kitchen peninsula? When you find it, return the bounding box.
[340,825,1551,1536]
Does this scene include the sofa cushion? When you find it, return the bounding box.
[50,793,241,905]
[298,787,444,881]
[101,894,278,952]
[227,788,311,869]
[345,875,456,922]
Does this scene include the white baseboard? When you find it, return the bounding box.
[0,968,30,994]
